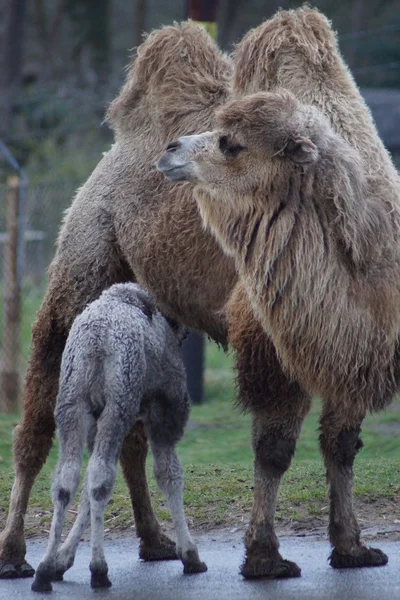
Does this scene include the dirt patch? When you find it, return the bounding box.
[21,495,400,544]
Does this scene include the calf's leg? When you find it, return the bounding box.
[31,405,86,592]
[320,404,388,568]
[150,441,207,574]
[54,418,97,581]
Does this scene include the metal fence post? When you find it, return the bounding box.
[182,0,219,405]
[183,332,205,405]
[0,176,22,413]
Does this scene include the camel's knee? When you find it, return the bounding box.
[255,433,296,477]
[91,484,112,503]
[88,460,115,506]
[320,425,363,468]
[52,460,81,506]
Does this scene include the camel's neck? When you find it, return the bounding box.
[194,189,267,264]
[195,175,319,303]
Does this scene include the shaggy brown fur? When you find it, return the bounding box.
[233,7,400,241]
[228,7,400,571]
[158,87,400,571]
[0,23,238,579]
[196,90,400,413]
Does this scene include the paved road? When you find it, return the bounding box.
[2,532,399,599]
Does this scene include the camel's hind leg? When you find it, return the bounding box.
[227,285,311,579]
[319,403,388,569]
[0,306,64,580]
[120,423,178,561]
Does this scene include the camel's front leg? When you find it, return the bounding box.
[242,397,310,579]
[319,404,388,568]
[228,284,311,578]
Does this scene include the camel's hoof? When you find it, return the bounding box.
[0,562,19,579]
[183,560,208,574]
[31,575,53,592]
[0,560,35,579]
[139,533,178,561]
[241,555,301,579]
[91,571,112,589]
[330,546,388,569]
[16,561,35,578]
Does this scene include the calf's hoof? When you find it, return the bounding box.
[31,574,53,592]
[330,546,388,569]
[0,560,35,579]
[139,532,177,561]
[182,550,208,575]
[241,554,301,579]
[91,570,112,589]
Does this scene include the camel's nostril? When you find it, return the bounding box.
[166,140,181,152]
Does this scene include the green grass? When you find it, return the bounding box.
[1,294,400,534]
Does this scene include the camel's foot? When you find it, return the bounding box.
[139,532,178,561]
[90,569,112,589]
[0,560,35,579]
[329,546,388,569]
[241,551,301,579]
[31,568,54,593]
[52,570,64,582]
[181,549,208,574]
[0,530,34,579]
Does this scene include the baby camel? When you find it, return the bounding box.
[32,283,206,592]
[158,90,400,570]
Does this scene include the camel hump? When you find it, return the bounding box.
[106,21,232,136]
[233,7,337,95]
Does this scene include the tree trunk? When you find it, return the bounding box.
[134,0,147,48]
[0,0,26,137]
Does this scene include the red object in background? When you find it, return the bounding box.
[186,0,218,22]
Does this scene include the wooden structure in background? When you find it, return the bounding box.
[0,176,22,413]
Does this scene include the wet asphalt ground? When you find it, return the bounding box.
[1,532,399,600]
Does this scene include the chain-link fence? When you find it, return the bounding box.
[0,178,79,285]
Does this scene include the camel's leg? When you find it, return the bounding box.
[150,440,207,574]
[227,284,311,579]
[31,404,86,592]
[241,394,310,579]
[88,394,142,590]
[0,307,64,579]
[320,405,388,569]
[53,474,91,581]
[54,418,97,581]
[0,252,174,578]
[120,422,178,561]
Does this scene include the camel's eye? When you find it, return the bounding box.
[219,135,246,158]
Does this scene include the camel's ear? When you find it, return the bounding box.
[284,137,319,164]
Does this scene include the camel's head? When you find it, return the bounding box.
[157,89,326,200]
